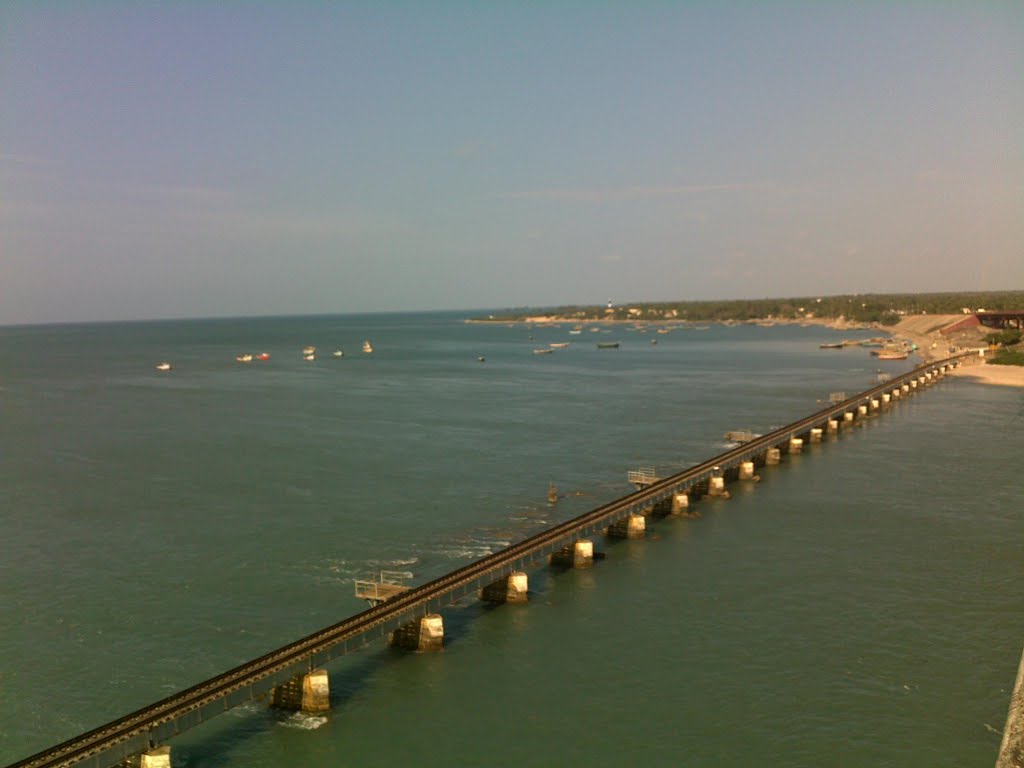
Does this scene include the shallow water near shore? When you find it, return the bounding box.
[1,312,1021,767]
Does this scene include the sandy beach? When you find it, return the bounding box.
[944,362,1024,387]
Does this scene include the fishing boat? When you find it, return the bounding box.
[532,348,554,355]
[302,346,316,355]
[362,340,373,353]
[819,342,845,349]
[332,350,344,358]
[876,350,908,360]
[304,353,316,361]
[257,352,270,361]
[155,362,172,372]
[569,329,582,335]
[549,342,569,349]
[235,353,253,363]
[596,341,620,349]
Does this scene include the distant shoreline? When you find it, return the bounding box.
[468,313,1024,388]
[466,315,874,330]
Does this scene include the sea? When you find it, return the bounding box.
[1,311,1021,768]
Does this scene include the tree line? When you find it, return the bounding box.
[481,291,1024,326]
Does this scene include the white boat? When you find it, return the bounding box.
[302,346,316,355]
[235,353,253,363]
[333,350,344,358]
[549,342,570,348]
[155,362,172,372]
[569,329,582,335]
[532,348,554,355]
[304,353,315,361]
[362,340,373,353]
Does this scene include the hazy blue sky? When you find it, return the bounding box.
[2,2,1021,324]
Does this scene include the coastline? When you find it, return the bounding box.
[944,363,1024,388]
[468,313,1024,388]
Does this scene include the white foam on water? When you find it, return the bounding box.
[280,711,328,730]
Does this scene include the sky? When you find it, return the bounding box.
[1,2,1022,324]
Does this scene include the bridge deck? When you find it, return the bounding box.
[5,355,966,768]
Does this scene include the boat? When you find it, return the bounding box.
[477,356,486,362]
[362,340,373,353]
[876,350,908,360]
[332,350,344,358]
[569,329,582,335]
[155,362,172,372]
[532,348,554,355]
[650,339,658,345]
[304,353,315,361]
[236,353,253,363]
[549,342,569,349]
[302,346,316,355]
[819,342,845,349]
[257,352,270,361]
[596,341,620,349]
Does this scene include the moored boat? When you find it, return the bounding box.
[876,350,908,360]
[596,341,620,349]
[362,340,373,353]
[549,342,569,348]
[532,348,554,355]
[333,349,344,358]
[235,353,253,363]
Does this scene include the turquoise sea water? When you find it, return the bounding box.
[1,312,1021,767]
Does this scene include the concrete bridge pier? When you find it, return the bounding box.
[390,614,445,651]
[809,428,823,443]
[671,492,690,514]
[550,539,594,568]
[765,447,781,465]
[827,419,839,433]
[789,437,803,453]
[271,669,330,713]
[857,404,868,417]
[882,392,891,404]
[140,747,171,768]
[706,470,731,498]
[910,380,918,390]
[123,746,172,768]
[607,514,646,538]
[480,571,529,604]
[870,398,880,410]
[902,383,910,393]
[738,460,758,480]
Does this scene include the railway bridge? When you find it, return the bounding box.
[5,355,969,768]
